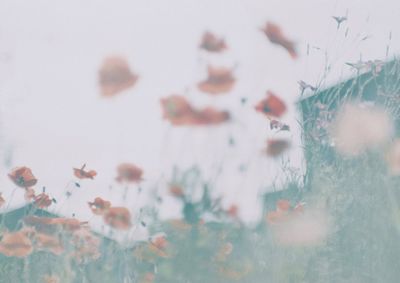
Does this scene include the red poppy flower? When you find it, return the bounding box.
[73,164,97,180]
[169,185,184,198]
[88,197,111,215]
[161,95,230,126]
[0,229,34,258]
[71,228,101,263]
[116,163,143,183]
[255,91,286,118]
[51,218,85,232]
[34,232,64,255]
[198,66,235,95]
[0,193,5,208]
[261,22,297,59]
[103,207,132,230]
[34,193,53,209]
[8,166,38,188]
[200,31,227,52]
[99,56,139,97]
[266,139,290,157]
[227,204,239,218]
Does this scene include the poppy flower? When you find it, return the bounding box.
[116,163,143,183]
[51,218,85,232]
[71,228,101,263]
[23,216,57,234]
[161,95,230,126]
[88,197,111,215]
[266,199,302,225]
[34,232,64,255]
[169,185,184,198]
[99,56,139,97]
[200,31,227,52]
[103,207,132,230]
[0,193,5,208]
[227,204,239,218]
[0,229,34,258]
[255,91,286,118]
[198,66,235,95]
[148,235,169,258]
[34,193,53,209]
[8,166,38,188]
[265,139,290,157]
[261,22,297,59]
[73,164,97,180]
[24,187,36,201]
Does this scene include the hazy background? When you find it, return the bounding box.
[0,0,398,240]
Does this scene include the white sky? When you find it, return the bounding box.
[0,0,399,241]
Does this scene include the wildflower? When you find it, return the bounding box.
[255,91,286,118]
[34,232,64,255]
[71,228,101,263]
[198,66,235,95]
[103,207,132,230]
[116,163,143,183]
[8,166,37,188]
[0,228,34,258]
[161,95,230,126]
[34,193,53,209]
[169,185,184,198]
[200,31,227,52]
[265,139,290,157]
[99,56,139,97]
[73,164,97,180]
[148,233,169,258]
[329,103,392,156]
[227,204,239,218]
[261,22,297,59]
[88,197,111,215]
[51,218,85,232]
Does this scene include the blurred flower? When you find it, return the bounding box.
[227,204,239,218]
[116,163,143,183]
[34,232,64,255]
[8,166,37,188]
[161,95,230,126]
[73,164,97,180]
[103,207,132,230]
[71,228,101,263]
[261,22,297,59]
[255,91,286,118]
[34,193,53,209]
[0,228,34,258]
[265,139,290,157]
[169,185,184,198]
[198,66,235,95]
[200,31,227,52]
[88,197,111,215]
[99,56,138,97]
[329,103,392,156]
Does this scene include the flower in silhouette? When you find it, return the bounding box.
[73,164,97,180]
[8,166,37,188]
[255,91,286,118]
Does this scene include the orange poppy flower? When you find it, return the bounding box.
[0,228,34,258]
[116,163,143,183]
[88,197,111,215]
[73,164,97,180]
[255,91,286,118]
[51,218,86,232]
[34,232,64,255]
[265,139,290,157]
[0,193,5,208]
[261,22,297,59]
[227,204,239,218]
[200,31,227,52]
[34,193,53,209]
[99,56,139,97]
[103,207,132,230]
[169,185,184,198]
[24,187,36,201]
[198,66,235,95]
[161,95,230,126]
[8,166,38,188]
